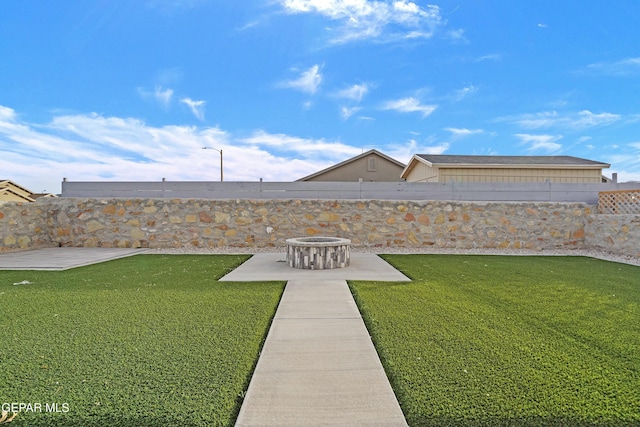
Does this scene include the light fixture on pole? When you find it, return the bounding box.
[202,147,223,182]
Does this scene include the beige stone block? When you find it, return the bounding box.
[18,236,32,247]
[131,228,146,240]
[186,214,197,223]
[87,220,105,233]
[4,235,16,245]
[317,212,340,222]
[126,219,140,226]
[214,212,230,223]
[225,229,237,237]
[366,234,381,244]
[235,217,252,226]
[305,227,321,235]
[84,237,99,247]
[116,240,130,248]
[102,205,116,215]
[434,214,445,224]
[397,205,408,212]
[143,206,158,214]
[386,216,396,225]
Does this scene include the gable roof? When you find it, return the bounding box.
[0,187,36,203]
[297,149,406,181]
[0,179,36,195]
[414,155,610,167]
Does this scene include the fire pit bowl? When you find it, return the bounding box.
[285,237,351,270]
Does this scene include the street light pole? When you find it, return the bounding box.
[202,147,223,182]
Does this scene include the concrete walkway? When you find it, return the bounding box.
[230,254,409,426]
[0,247,149,270]
[235,279,408,426]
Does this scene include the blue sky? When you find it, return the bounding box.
[2,1,640,193]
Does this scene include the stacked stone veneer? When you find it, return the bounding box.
[586,214,640,257]
[0,198,638,258]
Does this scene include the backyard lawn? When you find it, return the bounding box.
[0,255,285,427]
[350,255,640,427]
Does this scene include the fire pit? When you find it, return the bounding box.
[286,237,351,270]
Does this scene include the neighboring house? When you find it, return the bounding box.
[0,180,36,203]
[0,180,57,203]
[401,155,610,184]
[297,149,406,182]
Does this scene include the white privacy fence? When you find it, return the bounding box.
[60,180,640,205]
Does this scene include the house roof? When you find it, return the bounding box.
[0,187,36,203]
[297,149,406,181]
[0,179,36,194]
[401,155,610,180]
[414,155,610,167]
[0,180,54,201]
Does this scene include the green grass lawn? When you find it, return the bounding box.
[350,255,640,427]
[0,255,285,427]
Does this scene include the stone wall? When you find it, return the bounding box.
[0,202,52,252]
[585,214,640,257]
[1,198,637,258]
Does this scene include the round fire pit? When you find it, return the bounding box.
[286,237,351,270]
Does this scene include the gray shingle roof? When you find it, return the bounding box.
[416,155,609,167]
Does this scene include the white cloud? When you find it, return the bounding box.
[422,142,449,154]
[0,105,18,121]
[280,0,443,44]
[0,105,369,192]
[138,86,174,109]
[240,129,360,160]
[475,53,501,62]
[515,134,563,153]
[446,28,467,43]
[154,86,174,108]
[504,110,621,130]
[449,84,477,102]
[340,106,361,120]
[382,97,437,117]
[586,57,640,76]
[335,83,370,101]
[180,98,206,121]
[445,127,483,138]
[279,65,323,95]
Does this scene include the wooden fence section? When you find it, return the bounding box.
[61,180,640,204]
[598,189,640,214]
